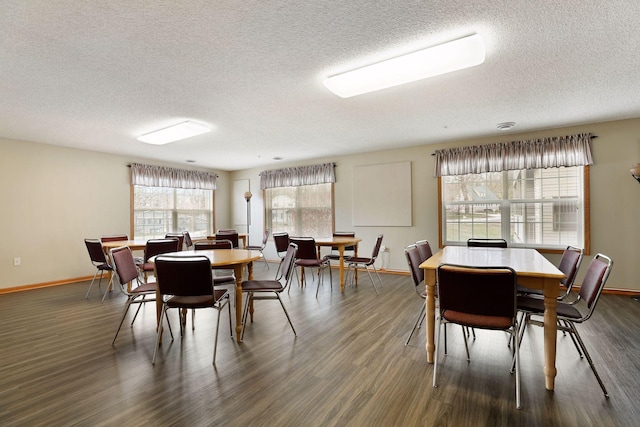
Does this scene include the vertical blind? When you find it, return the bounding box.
[434,133,594,177]
[259,162,336,189]
[130,163,217,190]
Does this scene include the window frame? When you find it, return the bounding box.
[263,183,335,238]
[437,166,590,254]
[130,185,215,240]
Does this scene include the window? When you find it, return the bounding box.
[264,183,333,237]
[440,166,588,250]
[133,186,213,240]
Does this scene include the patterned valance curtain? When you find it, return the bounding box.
[260,162,336,189]
[434,133,594,177]
[130,163,217,190]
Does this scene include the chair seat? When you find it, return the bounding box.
[517,296,582,320]
[242,280,284,292]
[213,274,235,284]
[324,253,351,261]
[295,259,326,268]
[245,245,262,250]
[443,310,513,330]
[96,263,112,271]
[347,256,373,265]
[131,282,157,294]
[166,290,228,309]
[138,262,154,272]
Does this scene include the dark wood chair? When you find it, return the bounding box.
[152,254,231,365]
[290,237,331,297]
[517,245,583,299]
[137,238,181,282]
[165,233,185,250]
[216,230,239,248]
[323,231,356,263]
[434,263,521,409]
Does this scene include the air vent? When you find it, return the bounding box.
[497,122,515,130]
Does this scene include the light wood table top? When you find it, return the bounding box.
[151,249,262,343]
[420,246,565,390]
[101,239,148,252]
[315,236,362,292]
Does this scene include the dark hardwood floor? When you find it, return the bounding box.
[1,263,639,426]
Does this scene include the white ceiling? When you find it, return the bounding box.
[3,1,640,171]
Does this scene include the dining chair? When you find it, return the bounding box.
[83,238,115,300]
[165,233,185,250]
[137,238,181,282]
[404,241,432,346]
[516,253,613,397]
[152,254,231,365]
[100,234,129,243]
[517,245,583,299]
[182,231,193,249]
[466,238,508,248]
[272,232,290,276]
[346,234,384,295]
[216,230,239,248]
[246,229,270,269]
[110,246,158,346]
[193,239,236,324]
[434,263,521,409]
[241,242,298,339]
[290,237,331,297]
[323,231,356,264]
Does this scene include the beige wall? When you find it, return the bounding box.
[2,117,639,291]
[232,118,640,292]
[0,138,229,288]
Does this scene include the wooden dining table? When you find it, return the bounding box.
[420,246,565,391]
[315,236,362,292]
[151,249,262,343]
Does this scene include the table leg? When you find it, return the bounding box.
[543,278,559,390]
[339,247,346,292]
[234,264,244,343]
[425,270,437,363]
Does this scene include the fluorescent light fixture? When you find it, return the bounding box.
[137,120,211,145]
[323,34,485,98]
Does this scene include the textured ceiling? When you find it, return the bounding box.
[2,1,640,171]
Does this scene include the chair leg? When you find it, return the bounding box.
[213,307,222,365]
[405,301,426,346]
[85,269,101,299]
[192,309,196,331]
[433,315,441,387]
[371,264,384,288]
[241,293,252,341]
[568,322,609,397]
[112,298,133,346]
[276,294,297,336]
[130,296,146,326]
[513,326,522,409]
[364,266,379,295]
[152,305,170,365]
[227,295,233,337]
[563,319,583,358]
[101,273,116,303]
[462,326,471,361]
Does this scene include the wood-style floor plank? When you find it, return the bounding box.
[1,263,639,426]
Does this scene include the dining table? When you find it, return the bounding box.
[314,236,362,292]
[151,249,262,343]
[420,246,565,391]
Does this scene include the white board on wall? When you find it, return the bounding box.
[352,161,412,226]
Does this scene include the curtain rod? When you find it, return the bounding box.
[430,134,598,156]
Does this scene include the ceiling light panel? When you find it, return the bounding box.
[324,34,486,98]
[137,121,211,145]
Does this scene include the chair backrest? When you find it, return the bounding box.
[100,234,129,243]
[437,264,517,320]
[165,233,185,250]
[110,246,139,285]
[194,239,233,250]
[216,230,239,248]
[273,232,290,255]
[415,240,433,263]
[85,238,108,265]
[182,231,193,248]
[332,232,356,252]
[467,238,508,248]
[404,244,424,293]
[276,243,299,285]
[154,255,214,297]
[577,253,613,318]
[260,229,270,247]
[290,237,318,261]
[144,238,180,261]
[557,245,583,289]
[369,234,384,259]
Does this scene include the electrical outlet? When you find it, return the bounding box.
[381,245,388,252]
[13,257,21,266]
